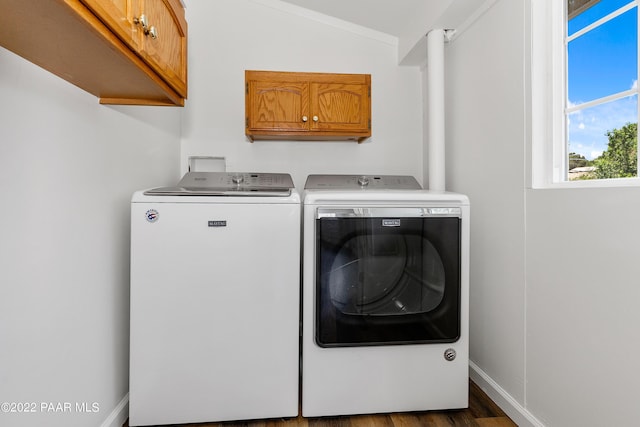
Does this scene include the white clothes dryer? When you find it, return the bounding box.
[129,172,300,426]
[301,175,470,417]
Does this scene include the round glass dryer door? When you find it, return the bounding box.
[316,209,461,347]
[328,233,445,316]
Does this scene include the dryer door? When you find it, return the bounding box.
[315,207,461,347]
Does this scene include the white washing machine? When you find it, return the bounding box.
[129,172,300,426]
[301,174,470,417]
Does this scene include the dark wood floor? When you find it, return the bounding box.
[124,380,516,427]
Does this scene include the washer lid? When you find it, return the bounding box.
[144,172,294,196]
[304,174,422,190]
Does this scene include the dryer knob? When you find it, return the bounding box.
[444,348,457,361]
[358,176,370,186]
[232,174,244,184]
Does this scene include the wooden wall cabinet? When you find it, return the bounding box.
[245,71,371,142]
[0,0,187,106]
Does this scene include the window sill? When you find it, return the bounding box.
[534,177,640,189]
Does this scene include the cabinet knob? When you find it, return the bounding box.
[134,14,157,38]
[302,116,308,122]
[313,115,319,122]
[133,14,148,31]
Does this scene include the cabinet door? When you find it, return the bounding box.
[310,82,370,133]
[247,80,310,132]
[135,0,187,97]
[80,0,137,49]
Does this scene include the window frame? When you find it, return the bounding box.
[531,0,640,188]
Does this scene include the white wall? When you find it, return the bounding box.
[181,0,424,189]
[526,188,640,426]
[0,48,181,427]
[443,0,527,408]
[445,1,640,426]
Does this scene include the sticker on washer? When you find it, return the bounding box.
[145,209,159,223]
[382,219,401,227]
[208,220,227,227]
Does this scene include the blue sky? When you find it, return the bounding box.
[567,0,638,160]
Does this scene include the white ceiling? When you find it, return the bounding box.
[278,0,451,38]
[272,0,492,65]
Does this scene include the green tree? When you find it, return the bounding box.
[592,122,637,179]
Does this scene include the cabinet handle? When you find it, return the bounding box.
[302,116,308,122]
[148,26,158,39]
[133,14,149,31]
[313,115,319,122]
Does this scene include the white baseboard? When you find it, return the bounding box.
[469,361,546,427]
[100,393,129,427]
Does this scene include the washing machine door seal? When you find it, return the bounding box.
[315,207,461,347]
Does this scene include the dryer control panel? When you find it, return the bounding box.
[304,175,421,190]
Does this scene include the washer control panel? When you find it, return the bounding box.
[144,172,294,196]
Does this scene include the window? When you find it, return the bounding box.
[531,0,639,187]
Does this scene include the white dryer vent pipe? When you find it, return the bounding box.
[426,29,447,192]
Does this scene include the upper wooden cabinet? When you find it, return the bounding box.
[81,0,187,98]
[245,71,371,142]
[0,0,187,106]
